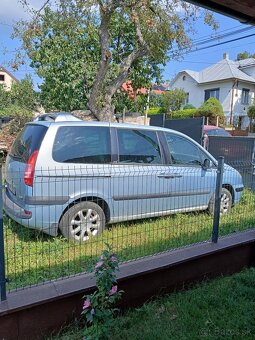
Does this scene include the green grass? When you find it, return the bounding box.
[4,189,255,291]
[49,267,255,340]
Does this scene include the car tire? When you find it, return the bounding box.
[59,201,105,242]
[208,188,232,215]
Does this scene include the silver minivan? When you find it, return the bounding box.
[3,118,244,242]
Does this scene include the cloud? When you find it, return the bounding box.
[0,0,46,24]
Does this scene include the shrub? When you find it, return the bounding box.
[166,108,197,119]
[82,245,124,339]
[147,107,163,115]
[162,88,187,112]
[183,103,196,109]
[248,105,255,119]
[195,97,224,125]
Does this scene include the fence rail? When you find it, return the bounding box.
[1,159,255,299]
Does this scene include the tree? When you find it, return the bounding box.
[10,75,37,111]
[236,51,255,61]
[14,0,217,121]
[162,88,187,112]
[196,97,224,125]
[248,103,255,120]
[0,85,11,111]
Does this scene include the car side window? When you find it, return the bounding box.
[165,132,204,166]
[117,128,162,164]
[53,126,111,163]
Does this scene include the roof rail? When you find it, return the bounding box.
[34,112,82,122]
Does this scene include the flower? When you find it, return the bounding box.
[90,308,95,315]
[83,298,91,310]
[95,261,104,269]
[109,285,118,295]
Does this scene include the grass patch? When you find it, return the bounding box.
[49,267,255,339]
[4,189,255,290]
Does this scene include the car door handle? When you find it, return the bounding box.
[157,173,183,179]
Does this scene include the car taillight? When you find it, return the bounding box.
[24,150,39,187]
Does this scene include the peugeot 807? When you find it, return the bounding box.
[3,116,244,242]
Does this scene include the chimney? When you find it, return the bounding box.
[223,52,229,60]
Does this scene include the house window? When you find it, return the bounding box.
[241,88,250,105]
[185,92,189,104]
[204,88,220,101]
[0,74,5,81]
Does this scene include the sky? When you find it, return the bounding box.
[0,1,255,89]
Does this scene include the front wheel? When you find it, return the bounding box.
[59,201,105,242]
[208,188,232,215]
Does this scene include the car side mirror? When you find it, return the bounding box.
[202,158,212,170]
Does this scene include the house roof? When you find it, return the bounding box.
[122,81,167,98]
[199,58,255,83]
[172,57,255,86]
[235,58,255,68]
[0,66,19,83]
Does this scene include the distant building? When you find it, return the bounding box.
[0,66,19,90]
[169,53,255,129]
[122,81,168,99]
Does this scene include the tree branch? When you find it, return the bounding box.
[131,7,149,49]
[105,45,148,99]
[103,8,150,99]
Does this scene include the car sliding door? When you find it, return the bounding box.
[111,127,172,222]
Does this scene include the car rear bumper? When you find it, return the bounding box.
[3,188,59,236]
[3,188,32,219]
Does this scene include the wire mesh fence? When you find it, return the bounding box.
[0,159,254,295]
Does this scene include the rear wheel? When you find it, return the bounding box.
[208,188,232,215]
[59,202,105,242]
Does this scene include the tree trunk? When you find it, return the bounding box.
[95,95,115,122]
[88,6,150,122]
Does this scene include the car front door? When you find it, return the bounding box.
[161,132,217,212]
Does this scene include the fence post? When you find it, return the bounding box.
[212,156,224,243]
[0,163,7,301]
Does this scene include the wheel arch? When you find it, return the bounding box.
[58,196,111,227]
[222,184,235,204]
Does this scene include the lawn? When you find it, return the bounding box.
[50,267,255,339]
[3,189,255,291]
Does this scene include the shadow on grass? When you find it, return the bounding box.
[5,209,255,291]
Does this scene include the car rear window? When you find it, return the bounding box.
[9,124,48,163]
[52,126,111,164]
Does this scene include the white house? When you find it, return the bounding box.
[0,66,18,90]
[169,53,255,129]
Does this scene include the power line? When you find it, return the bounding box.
[172,33,255,56]
[0,21,12,27]
[188,26,255,49]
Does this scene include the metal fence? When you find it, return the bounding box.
[1,159,255,299]
[208,136,255,191]
[150,114,204,145]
